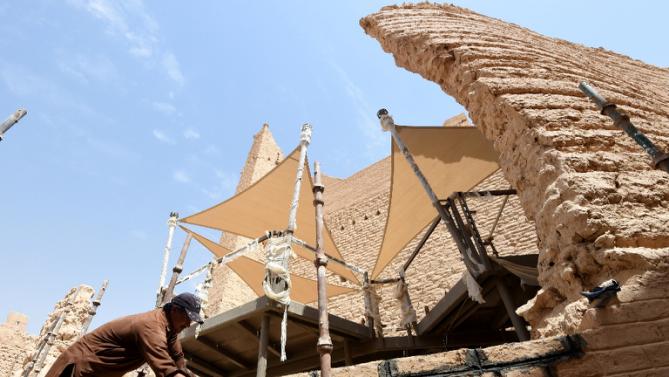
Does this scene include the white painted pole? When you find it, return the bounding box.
[156,212,178,307]
[0,108,27,141]
[286,123,312,233]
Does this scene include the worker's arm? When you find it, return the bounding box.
[136,321,189,377]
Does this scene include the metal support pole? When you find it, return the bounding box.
[313,161,332,377]
[398,270,418,341]
[286,123,312,233]
[579,81,669,173]
[80,280,109,336]
[377,109,483,277]
[162,233,193,305]
[486,194,509,245]
[0,108,27,141]
[157,212,179,307]
[343,340,353,366]
[454,195,529,340]
[453,194,492,269]
[446,199,487,270]
[362,272,376,338]
[402,216,441,273]
[496,281,530,341]
[256,313,270,377]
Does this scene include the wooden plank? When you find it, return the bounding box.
[267,310,347,343]
[283,301,370,339]
[186,354,227,377]
[237,320,281,358]
[181,297,272,340]
[256,313,270,377]
[196,337,254,370]
[417,278,468,334]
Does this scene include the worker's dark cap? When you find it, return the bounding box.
[171,293,204,324]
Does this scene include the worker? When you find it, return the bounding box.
[45,292,204,377]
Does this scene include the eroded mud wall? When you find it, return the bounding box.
[0,312,36,376]
[362,4,669,375]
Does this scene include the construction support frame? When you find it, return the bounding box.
[377,109,530,341]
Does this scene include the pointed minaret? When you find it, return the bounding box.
[204,124,284,317]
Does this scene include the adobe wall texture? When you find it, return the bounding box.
[286,335,582,377]
[360,2,669,375]
[0,312,36,377]
[9,285,95,377]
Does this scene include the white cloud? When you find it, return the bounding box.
[87,137,140,162]
[0,63,101,121]
[173,169,191,183]
[58,53,118,84]
[152,129,175,145]
[152,101,177,116]
[162,52,185,86]
[67,0,185,86]
[183,128,200,140]
[204,145,220,156]
[199,169,236,200]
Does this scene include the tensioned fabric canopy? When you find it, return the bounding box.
[181,147,359,284]
[371,126,500,279]
[185,227,356,303]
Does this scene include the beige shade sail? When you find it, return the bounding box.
[181,147,359,284]
[371,126,500,279]
[185,228,356,303]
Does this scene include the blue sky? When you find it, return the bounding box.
[1,1,666,335]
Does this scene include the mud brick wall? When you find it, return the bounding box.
[286,335,581,377]
[361,3,669,375]
[12,285,95,376]
[361,0,669,335]
[0,312,36,377]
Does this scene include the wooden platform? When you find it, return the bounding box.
[180,255,539,376]
[179,296,373,377]
[418,254,539,339]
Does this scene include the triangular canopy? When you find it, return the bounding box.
[180,147,359,284]
[371,126,500,279]
[185,228,356,303]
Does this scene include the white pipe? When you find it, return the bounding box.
[157,212,178,304]
[287,123,312,232]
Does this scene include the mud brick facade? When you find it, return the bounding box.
[360,3,669,376]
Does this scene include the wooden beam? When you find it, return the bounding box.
[186,354,227,377]
[267,310,347,343]
[196,337,253,370]
[237,320,281,358]
[256,313,270,377]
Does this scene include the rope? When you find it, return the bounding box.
[486,195,509,242]
[362,283,383,337]
[290,236,365,276]
[195,262,215,312]
[263,234,294,361]
[176,235,263,285]
[393,279,417,328]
